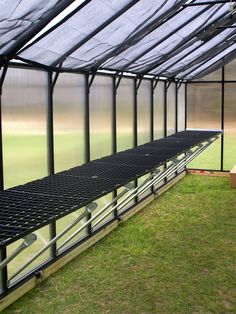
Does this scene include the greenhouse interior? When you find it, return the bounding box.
[0,0,235,312]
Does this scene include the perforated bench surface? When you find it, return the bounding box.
[0,130,221,246]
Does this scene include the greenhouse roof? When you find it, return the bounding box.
[1,0,236,79]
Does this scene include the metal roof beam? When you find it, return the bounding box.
[4,0,85,59]
[91,0,188,70]
[50,0,141,67]
[155,24,236,77]
[179,40,236,78]
[189,49,236,79]
[171,32,236,77]
[18,0,93,56]
[184,0,235,6]
[117,2,211,72]
[141,6,236,75]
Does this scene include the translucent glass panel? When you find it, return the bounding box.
[154,81,164,140]
[187,83,221,129]
[189,140,221,170]
[153,165,165,190]
[92,193,113,229]
[138,174,151,201]
[116,78,134,152]
[2,67,47,188]
[117,182,136,214]
[167,83,176,136]
[90,75,112,160]
[192,69,222,81]
[187,83,221,170]
[137,80,151,145]
[178,84,185,132]
[7,226,50,284]
[53,73,85,173]
[56,207,88,252]
[225,59,236,81]
[224,84,236,170]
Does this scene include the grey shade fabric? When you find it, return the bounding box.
[0,0,76,57]
[19,0,185,69]
[182,43,236,79]
[150,24,236,78]
[0,0,235,79]
[105,4,227,72]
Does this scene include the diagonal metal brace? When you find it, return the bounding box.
[177,80,184,90]
[89,70,97,89]
[0,62,9,95]
[153,76,160,91]
[51,62,63,91]
[115,72,124,91]
[51,71,60,90]
[165,79,173,91]
[136,75,144,91]
[8,206,97,283]
[8,135,220,282]
[0,234,37,271]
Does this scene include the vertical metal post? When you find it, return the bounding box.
[164,81,167,137]
[47,72,55,175]
[0,86,4,191]
[175,82,178,177]
[85,73,90,163]
[150,80,154,141]
[134,78,138,203]
[49,222,57,259]
[185,83,188,130]
[221,66,225,171]
[112,76,117,154]
[134,78,138,147]
[112,75,118,217]
[175,82,178,133]
[47,72,57,258]
[164,81,167,182]
[0,247,7,292]
[85,73,91,234]
[184,82,188,172]
[151,80,155,193]
[0,64,8,191]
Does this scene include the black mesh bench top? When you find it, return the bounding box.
[0,130,221,246]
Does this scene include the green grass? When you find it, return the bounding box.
[3,133,236,189]
[188,134,236,170]
[4,175,236,314]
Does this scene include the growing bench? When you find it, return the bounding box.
[0,129,221,308]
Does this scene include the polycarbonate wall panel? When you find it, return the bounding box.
[154,81,164,139]
[56,207,88,252]
[224,84,236,170]
[137,80,151,145]
[116,78,134,152]
[7,225,50,284]
[178,84,185,132]
[192,69,222,81]
[187,83,221,129]
[2,67,47,188]
[90,75,113,160]
[91,193,114,229]
[187,83,221,170]
[225,59,236,81]
[53,73,85,173]
[166,83,176,136]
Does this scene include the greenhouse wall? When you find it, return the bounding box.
[0,64,186,190]
[187,59,236,172]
